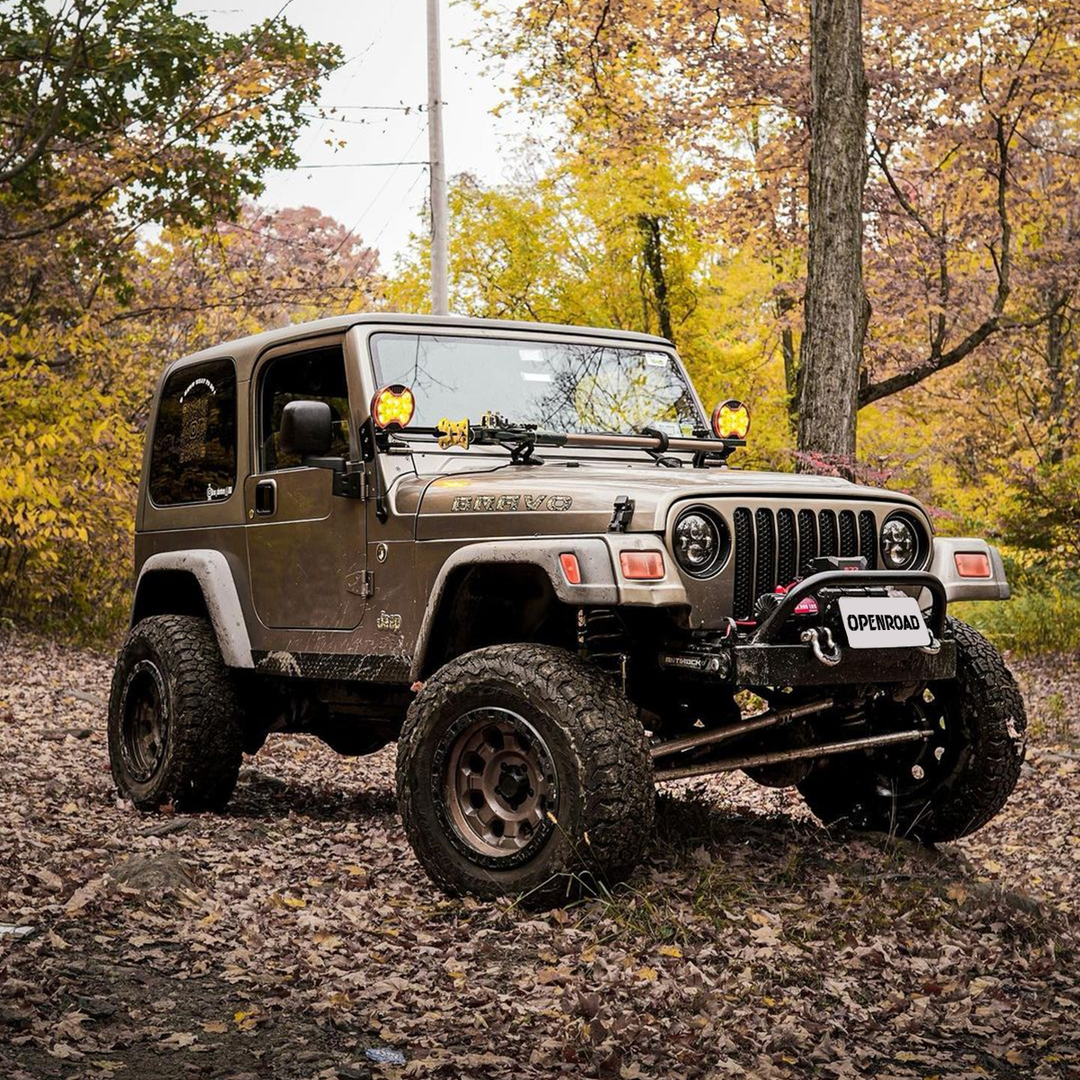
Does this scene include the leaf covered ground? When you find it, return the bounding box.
[1,633,1078,1080]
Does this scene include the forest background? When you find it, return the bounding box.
[1,0,1077,651]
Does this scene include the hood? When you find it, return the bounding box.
[405,457,926,541]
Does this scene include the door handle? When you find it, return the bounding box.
[254,479,277,516]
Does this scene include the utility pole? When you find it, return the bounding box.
[426,0,449,315]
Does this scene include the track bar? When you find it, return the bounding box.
[654,729,930,783]
[650,698,836,760]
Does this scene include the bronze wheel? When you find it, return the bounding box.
[442,708,557,865]
[397,644,655,904]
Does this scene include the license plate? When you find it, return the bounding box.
[837,595,931,649]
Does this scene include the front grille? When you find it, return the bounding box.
[732,505,880,620]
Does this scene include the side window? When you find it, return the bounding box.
[258,346,350,471]
[149,358,237,505]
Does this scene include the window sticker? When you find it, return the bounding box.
[519,348,548,364]
[649,420,681,436]
[644,352,669,368]
[148,358,236,506]
[178,376,216,464]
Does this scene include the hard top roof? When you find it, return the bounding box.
[166,312,674,380]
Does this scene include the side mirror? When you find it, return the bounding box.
[280,400,333,459]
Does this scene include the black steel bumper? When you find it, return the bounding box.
[730,639,956,687]
[659,569,958,688]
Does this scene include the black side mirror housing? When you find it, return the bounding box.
[279,400,333,460]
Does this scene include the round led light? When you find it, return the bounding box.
[712,399,751,440]
[881,516,918,569]
[372,384,415,429]
[672,509,727,577]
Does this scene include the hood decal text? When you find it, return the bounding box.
[451,494,574,512]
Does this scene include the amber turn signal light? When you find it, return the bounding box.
[712,399,751,440]
[372,384,415,429]
[954,552,991,578]
[619,551,665,580]
[559,553,582,585]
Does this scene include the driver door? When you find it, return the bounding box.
[244,340,367,630]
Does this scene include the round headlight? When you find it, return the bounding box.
[881,516,918,569]
[673,510,727,577]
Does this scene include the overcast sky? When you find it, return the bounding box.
[179,1,527,269]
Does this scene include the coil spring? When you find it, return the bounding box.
[578,608,627,671]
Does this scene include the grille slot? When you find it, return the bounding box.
[729,504,881,619]
[754,508,775,600]
[839,510,858,557]
[797,509,817,575]
[733,508,754,619]
[819,510,838,557]
[858,511,877,569]
[777,509,797,584]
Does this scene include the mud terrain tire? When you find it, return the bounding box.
[109,615,243,812]
[799,618,1027,842]
[396,644,654,905]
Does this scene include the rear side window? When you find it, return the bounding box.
[258,346,350,471]
[149,358,237,505]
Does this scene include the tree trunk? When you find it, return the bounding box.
[778,292,799,435]
[1044,294,1070,466]
[638,214,675,344]
[796,0,869,473]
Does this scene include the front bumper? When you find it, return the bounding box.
[730,639,956,686]
[658,570,958,688]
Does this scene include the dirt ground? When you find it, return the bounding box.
[1,632,1077,1080]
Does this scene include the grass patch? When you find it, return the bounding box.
[952,574,1080,656]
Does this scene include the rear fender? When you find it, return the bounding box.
[132,550,253,668]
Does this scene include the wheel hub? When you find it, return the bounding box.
[121,660,169,784]
[494,762,531,810]
[443,708,556,862]
[871,686,957,797]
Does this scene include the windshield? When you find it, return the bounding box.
[369,333,704,437]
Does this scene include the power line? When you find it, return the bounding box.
[330,126,429,264]
[321,104,424,112]
[296,161,429,169]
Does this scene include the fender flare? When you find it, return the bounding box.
[410,539,619,681]
[929,538,1011,602]
[133,550,254,668]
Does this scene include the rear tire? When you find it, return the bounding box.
[798,617,1027,841]
[396,644,654,905]
[108,615,243,812]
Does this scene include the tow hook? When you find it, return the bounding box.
[802,626,842,666]
[921,635,942,655]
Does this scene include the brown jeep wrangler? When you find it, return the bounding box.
[109,313,1026,903]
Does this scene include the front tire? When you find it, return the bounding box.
[108,615,243,812]
[799,618,1027,842]
[396,645,654,905]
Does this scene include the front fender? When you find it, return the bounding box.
[410,538,619,681]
